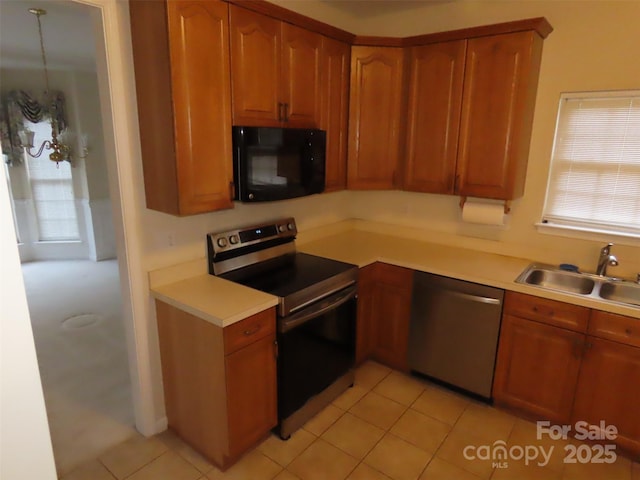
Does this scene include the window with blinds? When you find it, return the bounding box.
[24,121,80,242]
[541,91,640,238]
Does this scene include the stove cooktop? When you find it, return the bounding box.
[221,252,358,315]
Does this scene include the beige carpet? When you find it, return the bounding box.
[21,259,136,477]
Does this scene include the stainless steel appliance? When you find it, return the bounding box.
[232,126,326,202]
[207,218,357,439]
[408,271,504,399]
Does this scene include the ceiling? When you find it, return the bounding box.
[0,0,96,72]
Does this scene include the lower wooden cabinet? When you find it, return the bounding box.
[155,301,277,469]
[356,262,413,371]
[573,312,640,456]
[493,313,583,423]
[494,292,640,457]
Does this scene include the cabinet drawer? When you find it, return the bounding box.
[224,308,275,355]
[504,291,589,333]
[589,310,640,348]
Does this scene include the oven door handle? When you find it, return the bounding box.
[280,283,357,334]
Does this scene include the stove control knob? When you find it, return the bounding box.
[216,237,228,248]
[278,224,287,233]
[229,234,239,245]
[287,222,295,231]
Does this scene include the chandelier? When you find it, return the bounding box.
[17,8,85,165]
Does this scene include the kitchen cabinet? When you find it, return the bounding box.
[356,263,413,371]
[494,292,589,424]
[347,47,405,190]
[456,31,544,200]
[404,40,466,193]
[155,301,277,469]
[321,37,350,192]
[572,311,640,456]
[494,293,640,456]
[129,0,234,215]
[404,27,548,200]
[230,5,322,127]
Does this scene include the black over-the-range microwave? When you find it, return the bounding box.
[232,126,326,202]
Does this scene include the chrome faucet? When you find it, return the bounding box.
[596,243,618,277]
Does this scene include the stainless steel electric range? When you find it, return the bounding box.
[207,218,358,439]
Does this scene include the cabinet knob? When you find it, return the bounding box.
[243,326,260,336]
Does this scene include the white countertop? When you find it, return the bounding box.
[149,224,640,326]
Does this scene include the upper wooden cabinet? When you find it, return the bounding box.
[321,37,351,192]
[229,6,322,127]
[456,30,544,199]
[405,29,546,200]
[347,47,405,190]
[404,40,466,193]
[129,0,234,215]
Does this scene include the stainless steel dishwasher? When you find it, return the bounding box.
[408,271,504,399]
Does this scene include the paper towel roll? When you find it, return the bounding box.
[461,200,506,226]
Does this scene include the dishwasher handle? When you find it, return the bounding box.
[440,289,502,305]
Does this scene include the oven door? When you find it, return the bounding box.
[277,283,357,422]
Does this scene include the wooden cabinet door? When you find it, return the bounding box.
[229,5,281,126]
[281,23,322,127]
[573,337,640,456]
[167,0,234,214]
[348,47,405,190]
[130,0,233,215]
[321,37,350,192]
[493,314,584,424]
[355,264,377,364]
[457,31,543,199]
[226,334,277,458]
[371,264,413,371]
[404,40,466,194]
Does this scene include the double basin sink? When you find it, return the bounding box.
[516,264,640,308]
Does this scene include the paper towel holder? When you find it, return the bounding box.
[459,196,511,214]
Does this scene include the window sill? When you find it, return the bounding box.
[535,222,640,247]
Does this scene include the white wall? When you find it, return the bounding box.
[1,67,116,261]
[0,151,56,479]
[127,0,640,430]
[271,0,640,279]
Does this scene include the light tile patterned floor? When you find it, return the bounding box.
[60,361,640,480]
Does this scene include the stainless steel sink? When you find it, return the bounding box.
[599,281,640,307]
[522,268,595,295]
[516,263,640,309]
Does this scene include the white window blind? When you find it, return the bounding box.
[542,91,640,237]
[24,121,80,241]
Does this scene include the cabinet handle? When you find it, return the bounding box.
[284,103,289,122]
[625,328,633,336]
[532,305,554,317]
[278,102,284,121]
[243,326,261,336]
[229,181,235,200]
[274,340,279,359]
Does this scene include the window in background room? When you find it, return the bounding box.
[24,120,80,241]
[540,91,640,239]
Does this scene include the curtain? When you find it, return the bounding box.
[0,90,68,166]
